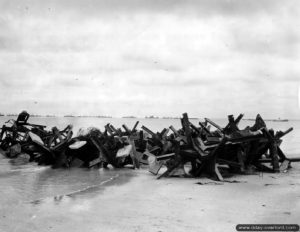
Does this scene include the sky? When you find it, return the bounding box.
[0,0,299,118]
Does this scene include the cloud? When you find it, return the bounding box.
[0,0,286,19]
[0,0,299,118]
[0,18,21,51]
[230,17,300,58]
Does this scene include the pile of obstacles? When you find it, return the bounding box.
[0,114,145,169]
[142,113,298,180]
[0,112,298,181]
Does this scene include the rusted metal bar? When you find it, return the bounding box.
[159,128,169,138]
[205,118,223,132]
[141,125,156,137]
[122,124,131,134]
[198,122,210,134]
[131,121,139,132]
[234,113,244,125]
[276,127,293,139]
[105,124,114,136]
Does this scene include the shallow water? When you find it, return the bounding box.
[0,116,299,231]
[0,160,132,204]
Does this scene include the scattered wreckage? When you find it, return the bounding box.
[0,111,298,181]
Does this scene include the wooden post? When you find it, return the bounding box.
[157,142,181,179]
[181,113,193,145]
[169,125,179,135]
[141,125,156,137]
[169,125,187,143]
[109,124,122,136]
[198,122,210,134]
[234,113,244,125]
[160,128,169,139]
[141,126,163,146]
[205,118,223,132]
[189,122,201,134]
[204,138,227,181]
[90,137,107,163]
[105,124,114,136]
[128,138,140,169]
[276,127,293,139]
[131,121,139,132]
[122,124,131,134]
[264,128,281,172]
[269,142,280,172]
[237,147,245,173]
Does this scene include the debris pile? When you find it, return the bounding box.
[143,113,297,180]
[0,111,298,181]
[0,114,145,169]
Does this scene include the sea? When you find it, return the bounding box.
[0,116,299,231]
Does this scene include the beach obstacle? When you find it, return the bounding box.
[0,111,298,182]
[142,113,297,181]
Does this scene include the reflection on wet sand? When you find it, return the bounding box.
[30,172,121,205]
[0,153,136,208]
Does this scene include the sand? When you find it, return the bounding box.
[1,163,300,232]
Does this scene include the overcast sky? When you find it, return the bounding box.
[0,0,299,118]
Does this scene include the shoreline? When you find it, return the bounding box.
[1,164,299,232]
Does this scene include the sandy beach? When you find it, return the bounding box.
[1,162,299,232]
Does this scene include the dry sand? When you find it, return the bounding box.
[1,163,300,232]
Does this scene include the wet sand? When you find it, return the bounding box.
[1,163,299,232]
